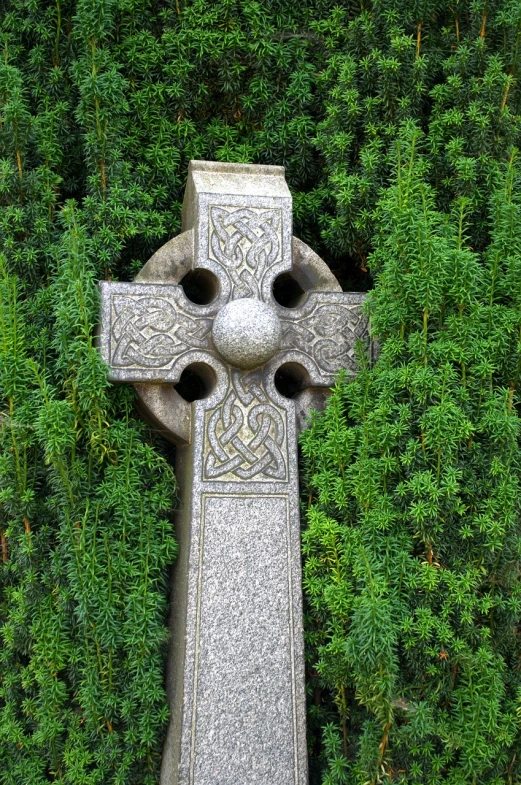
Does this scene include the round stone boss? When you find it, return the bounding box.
[211,298,282,369]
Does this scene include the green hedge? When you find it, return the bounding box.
[1,1,520,783]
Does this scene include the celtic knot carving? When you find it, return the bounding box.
[281,302,368,376]
[110,294,211,369]
[204,370,287,481]
[209,206,282,299]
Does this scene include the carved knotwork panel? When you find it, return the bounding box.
[203,369,288,482]
[100,283,215,379]
[279,295,368,378]
[209,205,283,300]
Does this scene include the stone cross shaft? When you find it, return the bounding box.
[99,161,367,785]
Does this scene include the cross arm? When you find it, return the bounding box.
[98,281,217,383]
[276,291,369,386]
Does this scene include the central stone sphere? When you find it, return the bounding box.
[212,298,281,370]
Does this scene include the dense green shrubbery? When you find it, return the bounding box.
[0,1,520,783]
[302,138,521,784]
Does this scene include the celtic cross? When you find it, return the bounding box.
[98,161,368,785]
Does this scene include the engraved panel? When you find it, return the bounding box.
[110,294,211,369]
[280,295,368,377]
[203,369,288,482]
[99,282,215,381]
[209,205,283,299]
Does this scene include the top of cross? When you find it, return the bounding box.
[182,160,292,305]
[98,161,367,444]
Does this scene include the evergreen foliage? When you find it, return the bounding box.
[0,1,520,783]
[302,137,521,783]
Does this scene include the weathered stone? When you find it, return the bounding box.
[98,160,369,785]
[211,298,282,369]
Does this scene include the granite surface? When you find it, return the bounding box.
[98,160,370,785]
[211,297,282,369]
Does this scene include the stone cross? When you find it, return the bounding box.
[98,161,368,785]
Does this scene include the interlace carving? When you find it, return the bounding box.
[209,206,282,299]
[281,302,367,375]
[110,294,211,369]
[204,370,287,481]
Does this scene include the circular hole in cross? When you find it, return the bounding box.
[174,363,216,402]
[274,362,310,399]
[180,269,219,305]
[272,273,305,308]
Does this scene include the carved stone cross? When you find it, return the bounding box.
[99,161,367,785]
